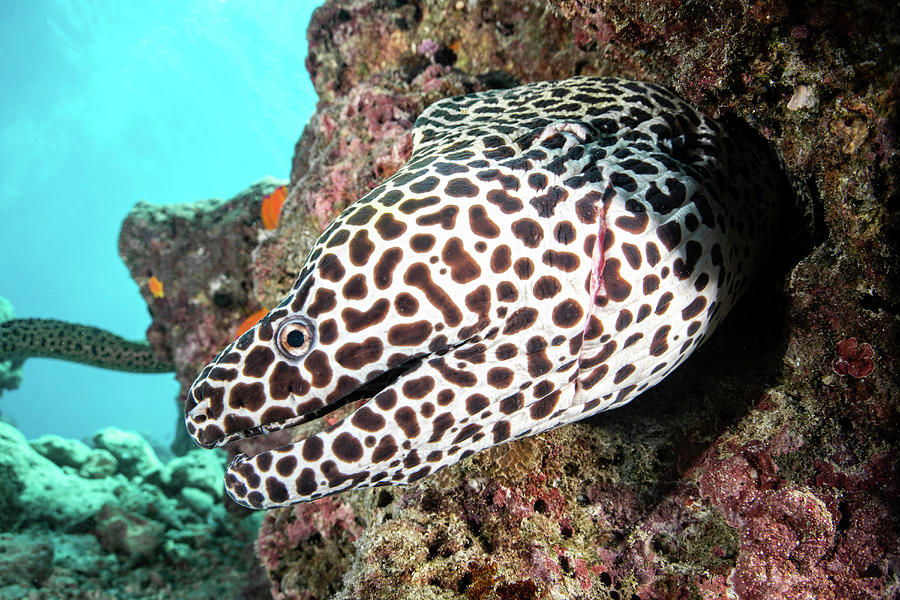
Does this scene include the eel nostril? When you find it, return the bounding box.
[187,401,209,422]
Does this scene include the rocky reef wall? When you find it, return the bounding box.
[117,0,898,598]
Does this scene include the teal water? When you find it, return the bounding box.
[0,0,322,446]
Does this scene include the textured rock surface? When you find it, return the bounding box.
[92,426,163,479]
[30,434,94,469]
[118,177,289,455]
[0,421,267,599]
[0,533,54,588]
[116,0,898,598]
[164,448,226,497]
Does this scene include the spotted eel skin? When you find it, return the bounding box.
[185,77,785,509]
[0,318,174,372]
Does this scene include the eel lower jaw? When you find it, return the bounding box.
[193,413,318,449]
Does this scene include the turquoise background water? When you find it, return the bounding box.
[0,0,322,447]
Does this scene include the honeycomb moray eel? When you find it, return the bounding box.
[0,318,175,373]
[185,76,792,509]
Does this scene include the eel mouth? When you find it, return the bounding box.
[186,353,427,451]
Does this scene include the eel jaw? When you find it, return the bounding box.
[185,352,427,450]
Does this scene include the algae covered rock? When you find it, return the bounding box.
[177,487,216,514]
[29,434,93,469]
[30,435,119,479]
[0,436,25,531]
[163,448,226,497]
[79,448,119,479]
[118,178,288,456]
[93,426,162,479]
[0,421,264,596]
[93,504,165,562]
[0,533,53,587]
[0,422,119,531]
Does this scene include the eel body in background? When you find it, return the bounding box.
[0,318,174,373]
[184,77,788,509]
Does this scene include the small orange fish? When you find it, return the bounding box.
[148,276,164,298]
[261,186,287,230]
[235,309,268,336]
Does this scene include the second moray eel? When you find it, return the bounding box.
[0,318,174,373]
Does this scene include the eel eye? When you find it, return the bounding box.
[275,318,314,359]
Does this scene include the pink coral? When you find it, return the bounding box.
[416,38,439,57]
[257,496,362,573]
[699,442,899,599]
[286,497,362,545]
[831,337,876,378]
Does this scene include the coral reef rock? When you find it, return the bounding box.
[0,421,267,599]
[117,0,898,598]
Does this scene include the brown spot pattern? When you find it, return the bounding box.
[442,237,481,283]
[373,248,403,290]
[318,255,345,282]
[465,285,491,318]
[681,296,707,320]
[650,325,671,356]
[243,347,274,378]
[621,243,642,269]
[349,230,375,266]
[428,357,477,386]
[542,249,580,272]
[416,206,458,229]
[601,258,632,302]
[374,213,407,240]
[511,218,543,248]
[486,189,523,213]
[656,221,682,251]
[404,263,463,326]
[228,382,266,411]
[503,307,538,335]
[395,407,421,438]
[514,258,534,279]
[351,407,386,432]
[530,390,561,419]
[333,433,364,462]
[490,245,511,273]
[335,337,383,369]
[387,321,433,345]
[526,336,552,377]
[410,233,435,252]
[487,367,514,388]
[552,299,583,328]
[268,362,308,399]
[342,299,390,332]
[304,350,333,388]
[394,293,418,316]
[534,276,562,299]
[342,274,368,299]
[469,206,500,238]
[615,212,649,234]
[307,289,336,318]
[402,376,434,399]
